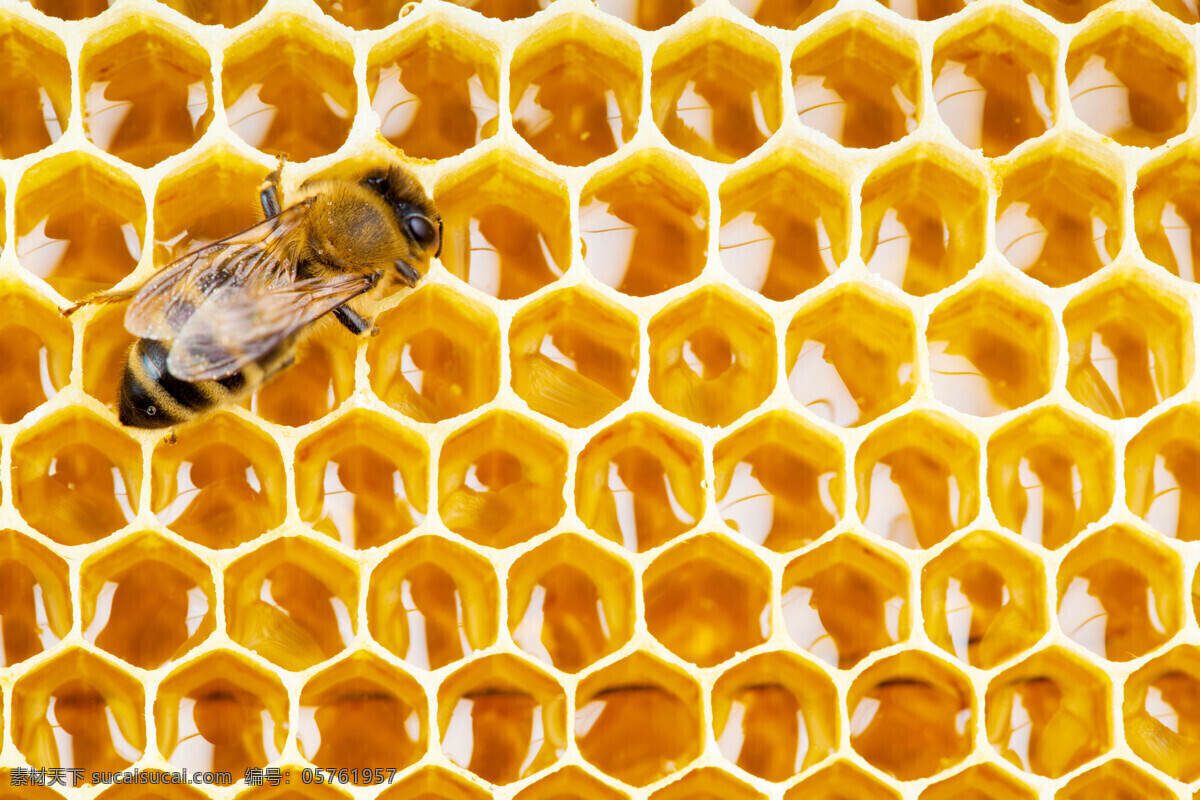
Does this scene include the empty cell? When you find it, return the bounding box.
[378,767,493,800]
[0,284,71,423]
[727,0,838,27]
[80,304,134,408]
[222,15,356,161]
[580,150,708,296]
[27,0,112,18]
[1125,647,1200,782]
[0,530,71,668]
[875,0,965,19]
[651,19,781,163]
[512,16,640,167]
[1126,404,1200,540]
[1135,142,1200,282]
[594,0,696,29]
[368,21,500,160]
[446,0,553,19]
[0,17,69,158]
[862,146,987,296]
[155,0,267,26]
[315,0,407,28]
[921,764,1035,800]
[16,153,145,302]
[246,334,356,425]
[1056,760,1177,800]
[783,761,900,800]
[515,766,628,800]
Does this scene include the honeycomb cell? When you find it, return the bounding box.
[246,333,356,426]
[235,775,346,800]
[151,414,286,548]
[368,536,499,670]
[0,16,70,159]
[575,413,704,552]
[1067,14,1192,148]
[848,652,974,780]
[785,284,918,427]
[12,648,145,780]
[1126,404,1200,540]
[367,20,499,160]
[378,766,491,800]
[438,654,567,785]
[447,0,552,20]
[0,283,71,423]
[651,19,781,163]
[986,647,1111,778]
[783,761,900,800]
[1124,646,1200,781]
[648,287,776,428]
[1056,760,1176,800]
[80,303,134,407]
[81,532,216,670]
[783,534,910,669]
[155,0,266,26]
[26,0,111,19]
[579,150,708,297]
[927,277,1055,415]
[650,769,763,800]
[920,763,1034,800]
[366,285,501,423]
[315,0,405,29]
[856,411,981,549]
[0,530,71,667]
[509,286,638,428]
[439,411,567,547]
[988,406,1114,549]
[1134,142,1200,281]
[594,0,695,30]
[15,152,145,302]
[575,652,702,787]
[712,651,837,781]
[12,411,141,546]
[931,9,1055,157]
[1057,525,1181,662]
[514,766,628,800]
[792,16,920,149]
[511,15,640,167]
[225,536,358,671]
[298,653,428,780]
[154,650,288,774]
[79,17,213,168]
[1064,273,1192,419]
[1019,0,1105,22]
[222,15,355,161]
[996,139,1122,287]
[922,531,1048,669]
[95,776,209,800]
[861,146,987,296]
[508,534,634,673]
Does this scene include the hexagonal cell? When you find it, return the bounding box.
[368,19,499,160]
[579,150,708,297]
[447,0,552,20]
[298,653,427,780]
[712,651,837,781]
[15,152,144,301]
[438,654,567,785]
[576,413,704,552]
[155,0,266,26]
[861,145,987,296]
[594,0,696,30]
[988,406,1114,549]
[514,766,628,800]
[378,766,492,800]
[856,411,981,549]
[927,276,1055,415]
[12,648,146,780]
[222,15,355,161]
[923,531,1047,669]
[785,284,918,427]
[986,647,1111,778]
[0,282,71,422]
[245,333,356,426]
[849,652,974,780]
[368,536,500,670]
[509,286,639,428]
[1127,404,1200,540]
[81,532,216,670]
[932,9,1056,157]
[26,0,112,19]
[512,15,640,167]
[315,0,405,28]
[0,530,70,667]
[439,411,567,548]
[782,760,900,800]
[1067,13,1192,148]
[792,15,920,148]
[996,138,1121,287]
[650,769,763,800]
[921,763,1035,800]
[508,534,634,673]
[155,650,287,774]
[80,303,134,408]
[366,285,501,423]
[1058,525,1181,662]
[79,17,213,167]
[576,652,702,787]
[651,18,781,163]
[648,287,776,428]
[12,411,141,545]
[151,413,286,548]
[783,534,910,669]
[1134,142,1200,281]
[0,16,69,159]
[1124,646,1200,781]
[1057,759,1176,800]
[1064,273,1192,419]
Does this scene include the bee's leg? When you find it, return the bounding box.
[395,259,421,287]
[62,287,138,317]
[333,305,375,336]
[259,154,288,218]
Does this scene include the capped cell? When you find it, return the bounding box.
[155,0,266,26]
[0,282,71,423]
[247,333,356,426]
[315,0,406,29]
[579,149,708,297]
[650,769,764,800]
[81,303,134,408]
[514,766,628,800]
[1056,759,1176,800]
[783,761,900,800]
[648,286,777,428]
[861,145,988,296]
[368,536,499,671]
[1124,646,1200,781]
[594,0,696,30]
[792,15,920,149]
[783,534,910,669]
[785,283,918,427]
[447,0,552,20]
[378,766,491,800]
[575,413,705,552]
[1127,404,1200,540]
[856,411,981,550]
[0,15,69,158]
[1135,142,1200,282]
[920,763,1035,800]
[0,530,71,667]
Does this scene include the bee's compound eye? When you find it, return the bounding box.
[405,215,438,251]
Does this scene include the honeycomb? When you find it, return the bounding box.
[3,0,1200,797]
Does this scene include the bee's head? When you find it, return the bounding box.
[360,167,442,259]
[119,342,184,429]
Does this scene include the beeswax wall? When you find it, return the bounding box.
[0,0,1198,797]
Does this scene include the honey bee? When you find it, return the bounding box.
[64,157,441,429]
